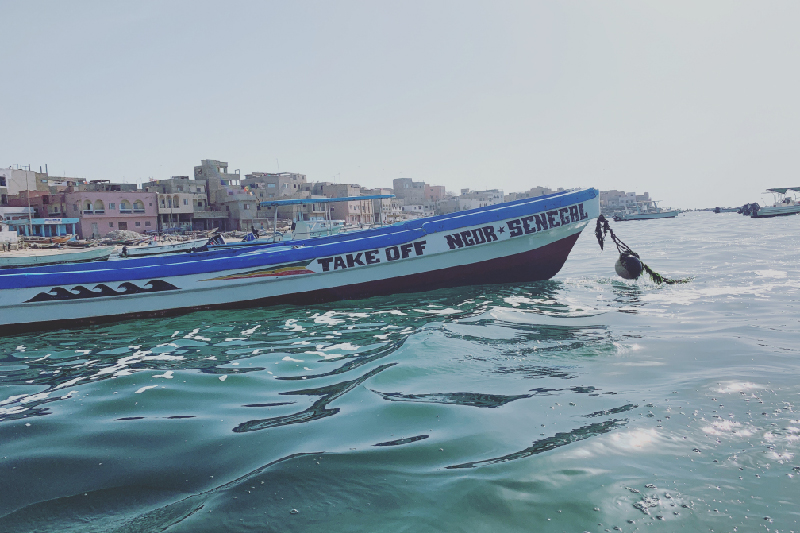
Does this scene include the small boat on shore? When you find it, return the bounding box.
[0,246,113,269]
[749,188,800,218]
[118,237,209,258]
[0,188,599,334]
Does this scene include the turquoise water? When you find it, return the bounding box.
[1,211,798,533]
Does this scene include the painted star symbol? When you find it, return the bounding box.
[497,225,506,234]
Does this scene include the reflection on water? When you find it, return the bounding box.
[2,213,800,532]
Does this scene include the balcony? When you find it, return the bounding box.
[82,210,105,215]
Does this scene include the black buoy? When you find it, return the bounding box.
[615,252,642,280]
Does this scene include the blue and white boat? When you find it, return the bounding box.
[0,188,599,334]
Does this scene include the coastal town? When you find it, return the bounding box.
[0,159,651,244]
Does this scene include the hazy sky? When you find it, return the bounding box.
[2,1,798,209]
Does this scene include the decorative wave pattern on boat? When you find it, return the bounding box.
[24,280,179,303]
[202,261,314,281]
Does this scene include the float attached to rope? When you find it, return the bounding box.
[595,215,691,284]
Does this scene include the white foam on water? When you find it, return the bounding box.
[713,381,762,394]
[219,375,227,382]
[153,371,174,379]
[282,356,304,362]
[751,269,787,278]
[135,385,158,394]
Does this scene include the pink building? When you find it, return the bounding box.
[65,191,158,238]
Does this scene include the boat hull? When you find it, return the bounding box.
[0,189,599,334]
[0,246,112,269]
[614,210,679,221]
[752,204,800,218]
[120,238,208,257]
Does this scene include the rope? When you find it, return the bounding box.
[594,215,691,285]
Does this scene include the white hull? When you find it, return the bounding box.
[0,247,113,268]
[753,204,800,218]
[614,210,679,221]
[119,239,209,257]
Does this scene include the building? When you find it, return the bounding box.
[393,178,426,203]
[0,167,36,205]
[64,190,158,238]
[504,186,560,202]
[194,159,265,231]
[142,176,210,232]
[457,189,505,211]
[361,187,393,224]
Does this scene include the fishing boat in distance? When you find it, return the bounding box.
[613,200,679,221]
[0,188,599,334]
[749,187,800,218]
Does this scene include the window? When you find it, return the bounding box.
[267,183,276,188]
[145,221,151,226]
[183,199,188,205]
[244,204,250,210]
[109,222,114,227]
[118,222,127,230]
[109,203,116,209]
[135,222,141,226]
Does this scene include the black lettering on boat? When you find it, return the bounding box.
[482,226,498,242]
[365,249,380,264]
[413,241,427,256]
[386,246,400,261]
[559,208,570,225]
[579,203,588,220]
[345,253,365,268]
[508,219,523,237]
[400,243,414,258]
[317,257,334,272]
[569,205,579,222]
[333,256,347,270]
[460,230,475,246]
[471,229,487,245]
[547,210,560,228]
[521,215,536,234]
[445,234,463,249]
[534,213,548,231]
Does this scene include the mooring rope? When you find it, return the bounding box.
[594,215,691,284]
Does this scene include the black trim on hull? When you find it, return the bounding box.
[0,233,581,336]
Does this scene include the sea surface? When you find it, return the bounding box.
[1,211,798,533]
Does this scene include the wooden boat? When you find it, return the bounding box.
[117,238,209,258]
[0,188,599,334]
[0,246,113,269]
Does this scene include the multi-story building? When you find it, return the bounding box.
[393,178,426,203]
[424,184,446,202]
[64,189,158,238]
[0,167,36,205]
[194,159,267,231]
[361,187,393,224]
[504,186,561,202]
[142,176,210,232]
[457,189,505,211]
